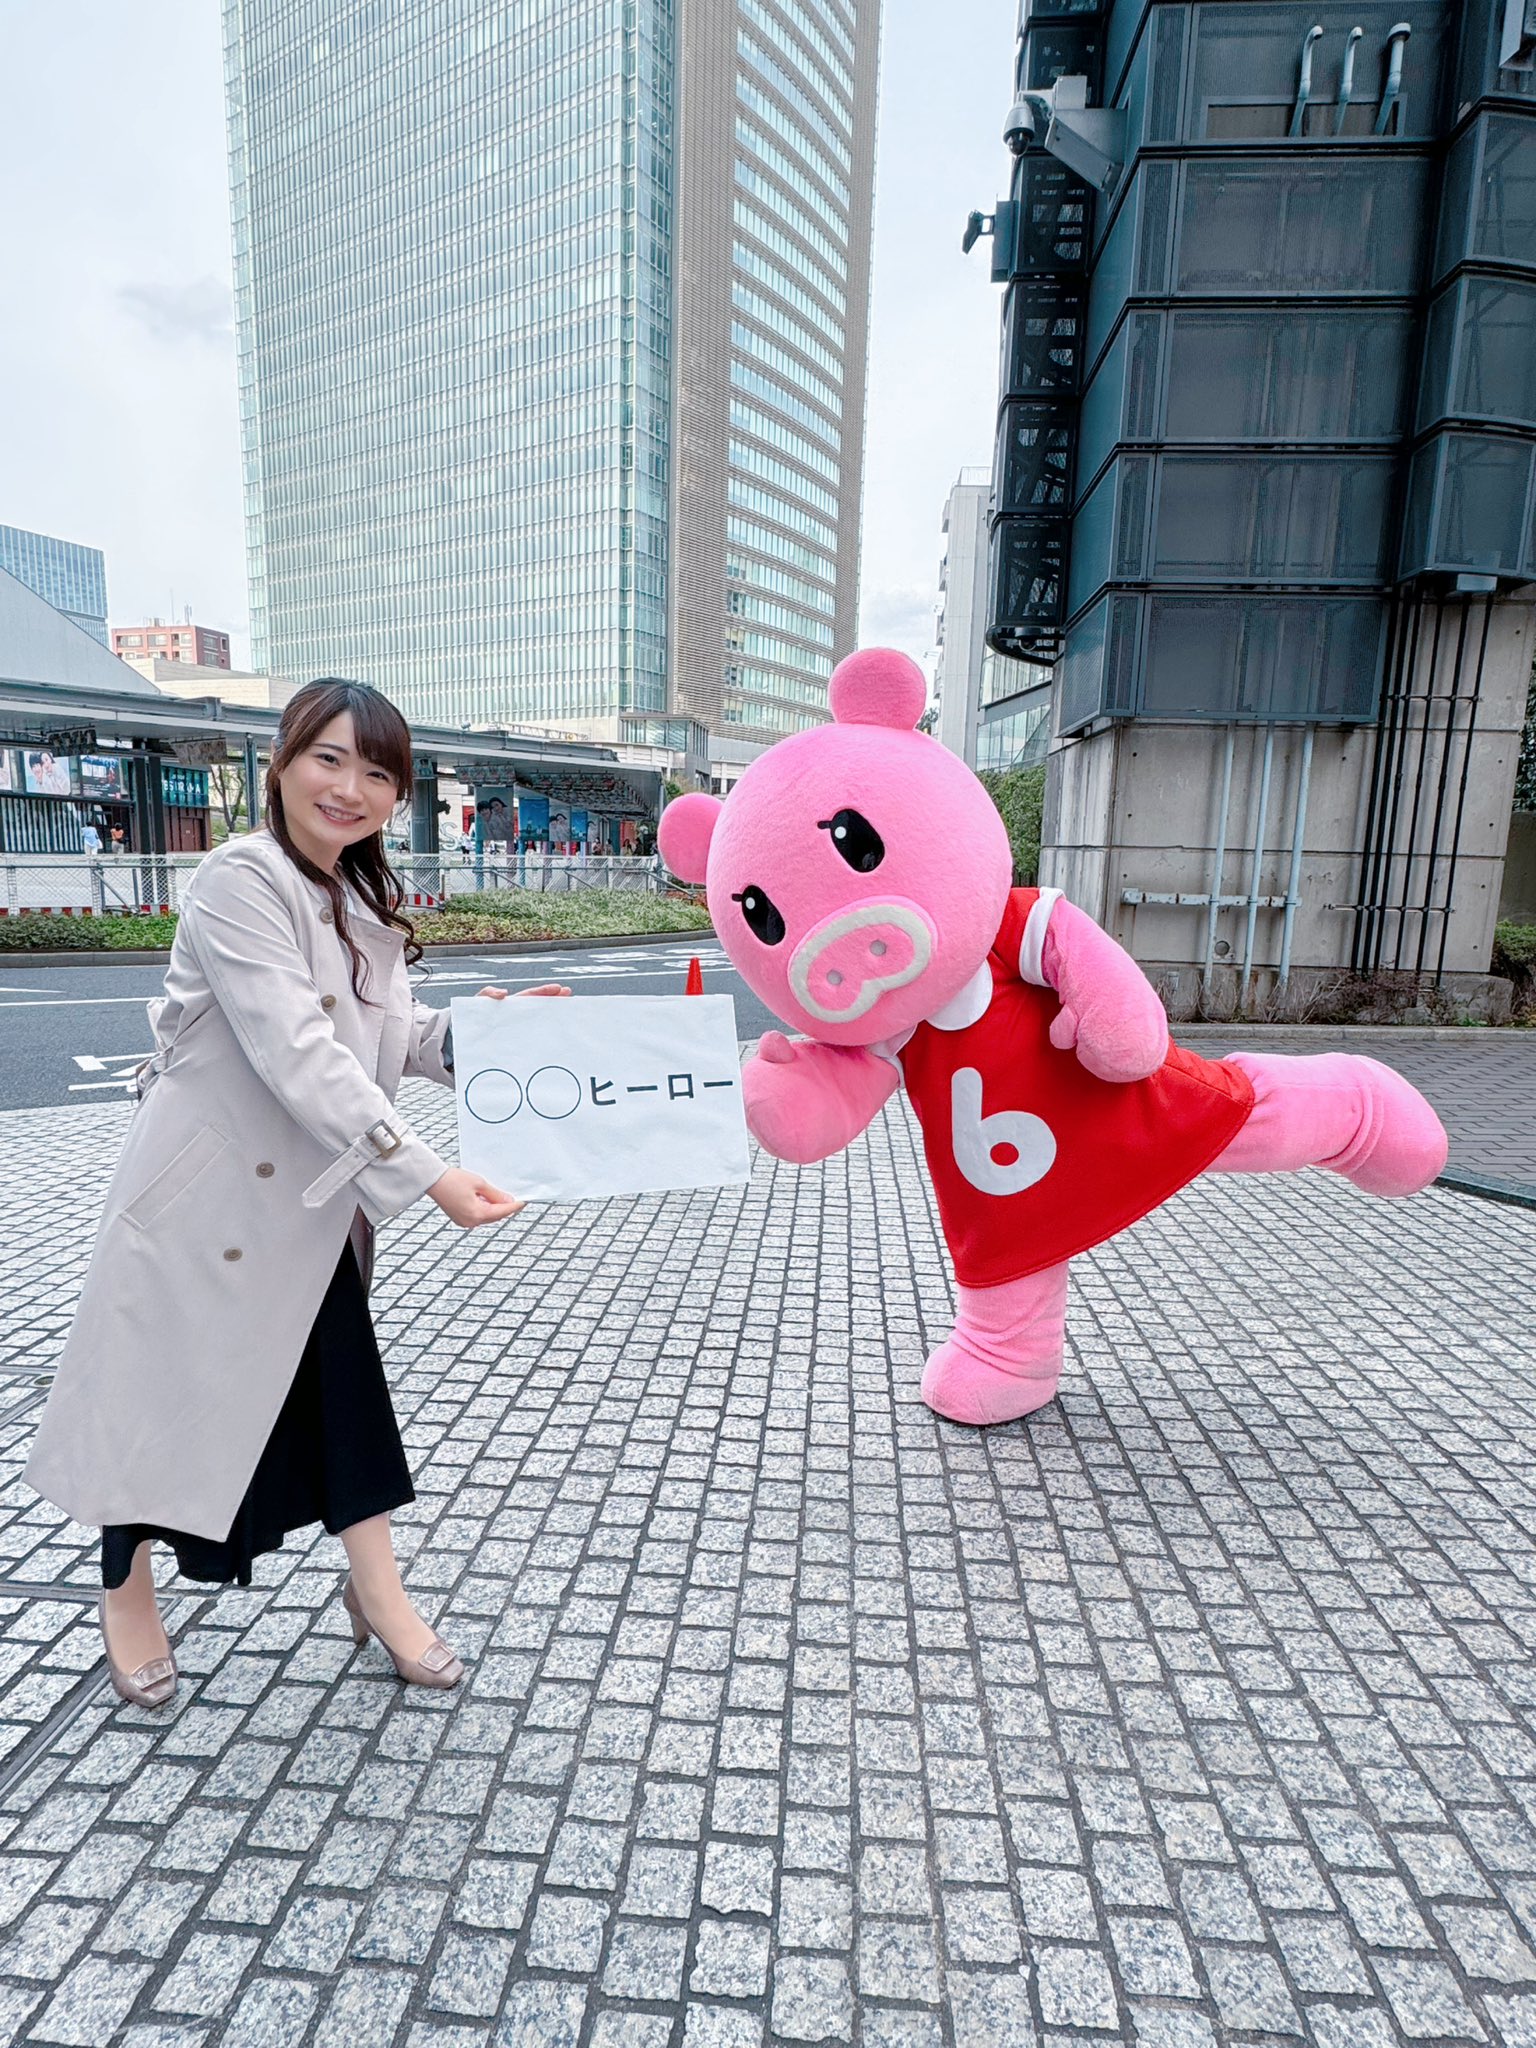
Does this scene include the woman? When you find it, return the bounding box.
[26,679,565,1704]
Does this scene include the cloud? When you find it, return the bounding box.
[117,275,233,346]
[858,583,939,668]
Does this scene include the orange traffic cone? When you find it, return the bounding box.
[685,956,704,995]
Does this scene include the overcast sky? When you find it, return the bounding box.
[0,0,1017,678]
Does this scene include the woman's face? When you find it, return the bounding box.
[279,712,399,870]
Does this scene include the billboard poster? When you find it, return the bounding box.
[23,750,76,798]
[517,791,549,844]
[571,808,589,844]
[161,765,209,809]
[0,750,20,794]
[475,787,513,843]
[548,801,572,846]
[80,755,127,801]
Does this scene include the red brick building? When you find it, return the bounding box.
[111,619,230,668]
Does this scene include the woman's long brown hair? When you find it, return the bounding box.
[264,678,422,1000]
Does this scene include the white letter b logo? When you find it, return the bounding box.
[950,1067,1056,1197]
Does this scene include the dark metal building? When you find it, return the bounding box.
[972,0,1536,1010]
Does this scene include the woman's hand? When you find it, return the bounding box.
[475,984,573,999]
[427,1168,524,1228]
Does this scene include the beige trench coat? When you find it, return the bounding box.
[26,831,455,1541]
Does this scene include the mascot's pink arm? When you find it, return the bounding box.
[742,1032,899,1163]
[1039,895,1170,1084]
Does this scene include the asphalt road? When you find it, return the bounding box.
[0,937,775,1112]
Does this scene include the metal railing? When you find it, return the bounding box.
[0,851,665,918]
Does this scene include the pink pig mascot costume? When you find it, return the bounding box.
[659,649,1450,1427]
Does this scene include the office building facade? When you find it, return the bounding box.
[934,467,1051,770]
[0,526,109,646]
[223,0,879,746]
[972,0,1536,1007]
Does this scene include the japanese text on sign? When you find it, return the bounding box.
[451,994,751,1203]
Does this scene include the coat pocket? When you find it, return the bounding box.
[120,1124,231,1232]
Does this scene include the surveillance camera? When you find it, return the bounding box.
[1003,98,1035,154]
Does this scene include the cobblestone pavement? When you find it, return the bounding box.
[1182,1029,1536,1191]
[0,1077,1533,2047]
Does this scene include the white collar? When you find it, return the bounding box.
[924,959,995,1032]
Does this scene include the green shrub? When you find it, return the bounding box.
[1494,919,1536,972]
[422,890,711,945]
[1494,920,1536,1023]
[0,913,178,951]
[0,892,709,954]
[978,762,1046,887]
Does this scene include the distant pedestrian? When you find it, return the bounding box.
[26,677,571,1709]
[109,825,126,853]
[79,821,102,856]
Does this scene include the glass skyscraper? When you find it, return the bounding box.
[222,0,879,743]
[0,526,109,646]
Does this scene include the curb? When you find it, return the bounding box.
[1179,1023,1532,1042]
[1435,1169,1536,1210]
[0,928,715,971]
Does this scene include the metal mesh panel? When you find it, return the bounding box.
[1133,161,1176,295]
[1066,467,1115,615]
[1147,6,1187,143]
[1012,153,1092,272]
[1000,279,1087,398]
[1057,597,1111,733]
[1177,160,1430,294]
[1140,596,1383,722]
[989,518,1069,641]
[1024,22,1103,91]
[1124,310,1163,438]
[1452,277,1536,423]
[1165,309,1413,441]
[1474,114,1536,266]
[1153,456,1395,583]
[1437,433,1535,573]
[995,402,1075,515]
[1113,456,1152,579]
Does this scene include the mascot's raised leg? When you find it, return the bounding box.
[920,1263,1070,1427]
[1209,1052,1448,1194]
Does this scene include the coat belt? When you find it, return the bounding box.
[301,1118,406,1209]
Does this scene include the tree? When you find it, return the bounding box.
[1516,662,1536,813]
[978,761,1046,886]
[208,762,250,844]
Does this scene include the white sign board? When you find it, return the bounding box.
[451,994,750,1203]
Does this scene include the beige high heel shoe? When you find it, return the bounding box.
[340,1575,464,1689]
[98,1594,177,1709]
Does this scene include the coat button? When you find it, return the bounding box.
[319,908,334,924]
[222,1248,243,1262]
[320,994,337,1010]
[255,1162,275,1178]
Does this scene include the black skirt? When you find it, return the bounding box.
[101,1242,413,1590]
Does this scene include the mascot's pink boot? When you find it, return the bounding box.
[657,646,1451,1435]
[1211,1051,1450,1195]
[919,1265,1070,1427]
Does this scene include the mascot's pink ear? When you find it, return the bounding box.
[657,792,723,883]
[829,647,927,730]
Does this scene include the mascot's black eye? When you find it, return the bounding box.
[732,885,786,946]
[819,808,885,873]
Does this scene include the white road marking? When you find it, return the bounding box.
[0,982,63,993]
[71,1055,148,1073]
[68,1078,140,1094]
[0,996,160,1009]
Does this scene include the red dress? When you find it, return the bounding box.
[882,889,1254,1287]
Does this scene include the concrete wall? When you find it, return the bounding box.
[1040,596,1534,989]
